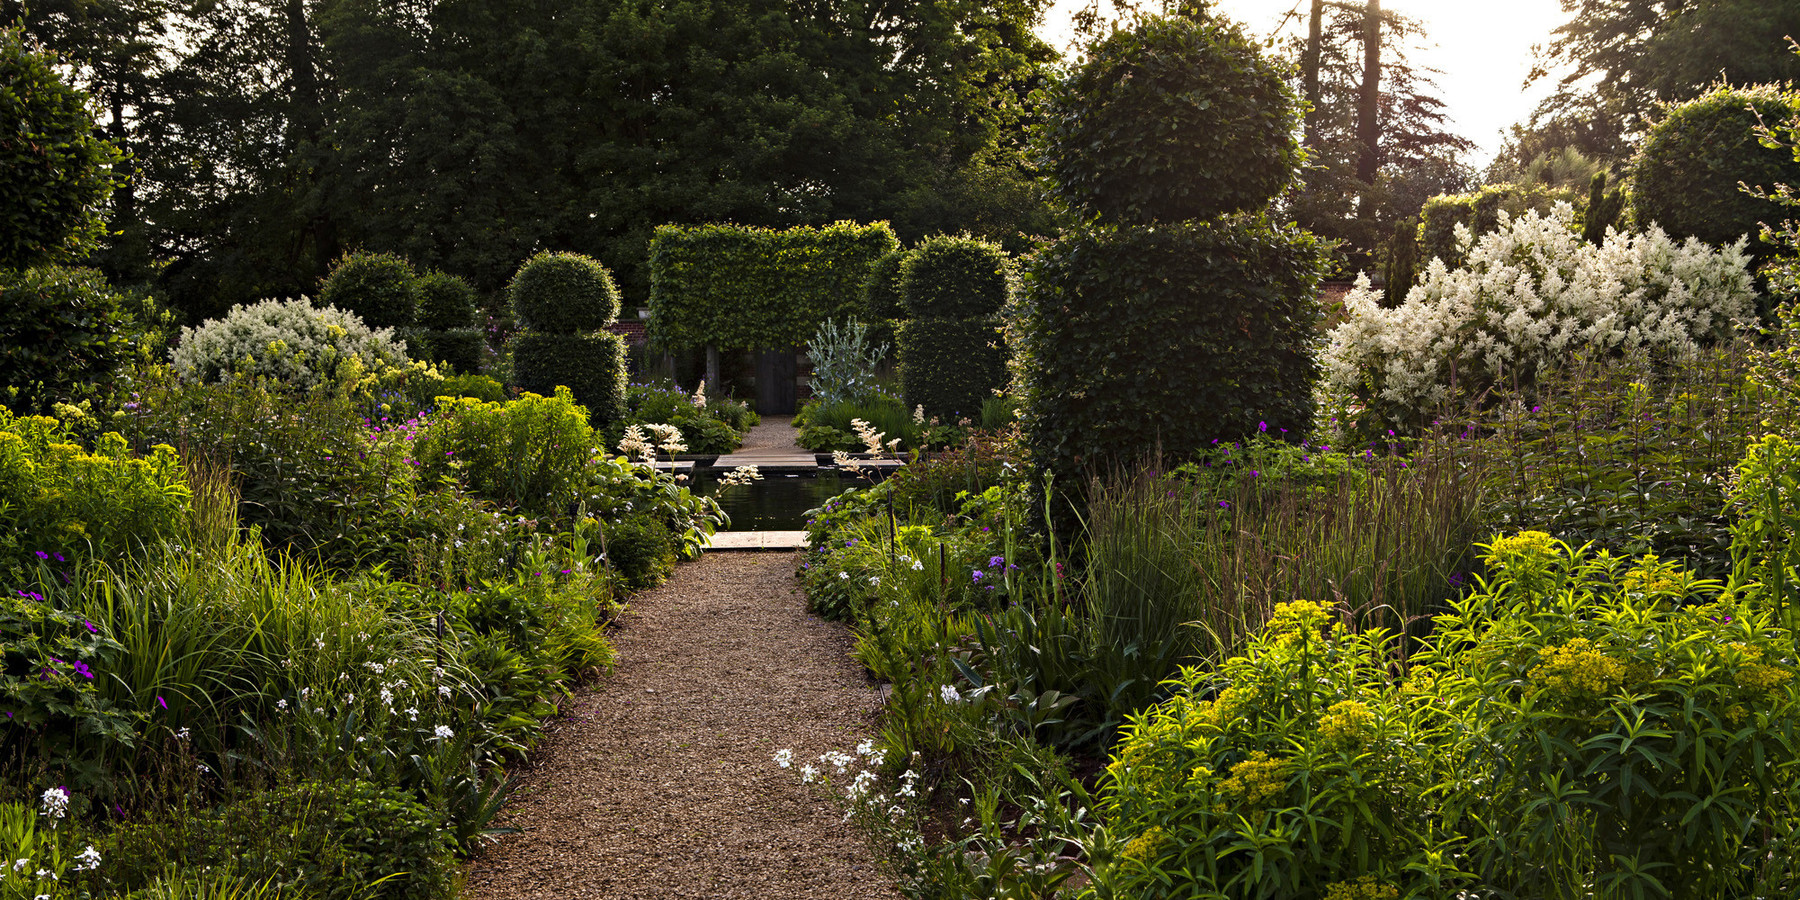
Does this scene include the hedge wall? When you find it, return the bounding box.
[647,220,899,350]
[897,318,1007,421]
[510,331,627,424]
[1017,217,1327,492]
[1417,183,1563,271]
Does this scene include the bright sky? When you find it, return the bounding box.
[1036,0,1572,169]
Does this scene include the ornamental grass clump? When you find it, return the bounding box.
[1321,203,1756,430]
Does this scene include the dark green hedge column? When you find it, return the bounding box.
[507,251,627,424]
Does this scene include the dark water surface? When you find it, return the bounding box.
[692,469,860,531]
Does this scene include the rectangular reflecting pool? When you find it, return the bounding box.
[690,469,868,531]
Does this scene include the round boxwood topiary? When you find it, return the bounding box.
[415,269,478,331]
[509,330,627,424]
[1631,84,1800,261]
[509,251,621,334]
[318,250,418,329]
[1036,13,1301,225]
[1018,216,1328,502]
[899,234,1011,319]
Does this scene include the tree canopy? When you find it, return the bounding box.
[13,0,1059,321]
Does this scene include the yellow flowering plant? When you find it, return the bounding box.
[1417,534,1800,899]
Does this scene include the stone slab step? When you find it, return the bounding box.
[704,531,811,551]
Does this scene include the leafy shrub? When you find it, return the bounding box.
[423,328,485,375]
[896,318,1006,421]
[0,266,133,414]
[0,409,191,573]
[436,372,507,403]
[0,26,124,271]
[1632,83,1800,270]
[1416,181,1563,271]
[1092,537,1800,899]
[414,270,478,331]
[898,234,1010,319]
[171,298,413,393]
[509,330,627,425]
[806,318,889,407]
[317,251,418,330]
[604,381,751,456]
[1035,14,1299,225]
[119,370,415,556]
[508,250,620,334]
[602,513,677,591]
[794,396,918,452]
[99,779,455,900]
[1322,204,1757,429]
[1018,216,1326,510]
[418,387,595,516]
[647,220,898,351]
[0,583,138,779]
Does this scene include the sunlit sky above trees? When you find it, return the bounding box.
[1038,0,1569,167]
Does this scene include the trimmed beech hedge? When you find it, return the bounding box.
[510,331,627,424]
[899,234,1010,319]
[1632,84,1800,261]
[897,317,1007,421]
[1035,15,1299,225]
[862,248,910,321]
[1417,183,1560,270]
[318,251,417,329]
[509,251,621,334]
[1017,217,1328,491]
[648,220,898,349]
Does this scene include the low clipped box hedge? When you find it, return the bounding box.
[897,318,1007,421]
[1035,14,1299,225]
[1018,216,1327,491]
[318,250,418,329]
[509,330,626,424]
[509,251,621,334]
[1632,83,1800,262]
[648,220,898,350]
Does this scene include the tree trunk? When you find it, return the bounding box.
[705,345,721,396]
[1303,0,1324,148]
[1356,0,1382,184]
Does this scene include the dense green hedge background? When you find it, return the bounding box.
[897,317,1007,421]
[1017,216,1328,492]
[510,331,627,424]
[1631,84,1800,263]
[647,220,898,350]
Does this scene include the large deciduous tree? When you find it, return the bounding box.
[1524,0,1800,164]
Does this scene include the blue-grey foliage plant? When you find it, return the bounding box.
[807,318,889,407]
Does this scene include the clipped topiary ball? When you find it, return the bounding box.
[318,250,418,329]
[1037,13,1301,224]
[509,251,621,334]
[415,270,479,331]
[1632,84,1800,261]
[899,234,1011,319]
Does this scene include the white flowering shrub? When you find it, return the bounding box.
[1321,204,1757,428]
[172,297,410,391]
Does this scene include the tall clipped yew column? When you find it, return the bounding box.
[1019,10,1328,526]
[507,251,627,424]
[896,235,1010,421]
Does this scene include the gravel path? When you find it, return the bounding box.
[462,552,898,900]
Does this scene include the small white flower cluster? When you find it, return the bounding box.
[648,423,687,456]
[691,382,707,408]
[1321,204,1757,425]
[849,418,902,455]
[618,425,657,464]
[718,465,762,489]
[39,788,67,820]
[172,297,412,391]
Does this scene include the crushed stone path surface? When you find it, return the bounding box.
[463,552,898,900]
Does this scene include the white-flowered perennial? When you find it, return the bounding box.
[1321,204,1756,425]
